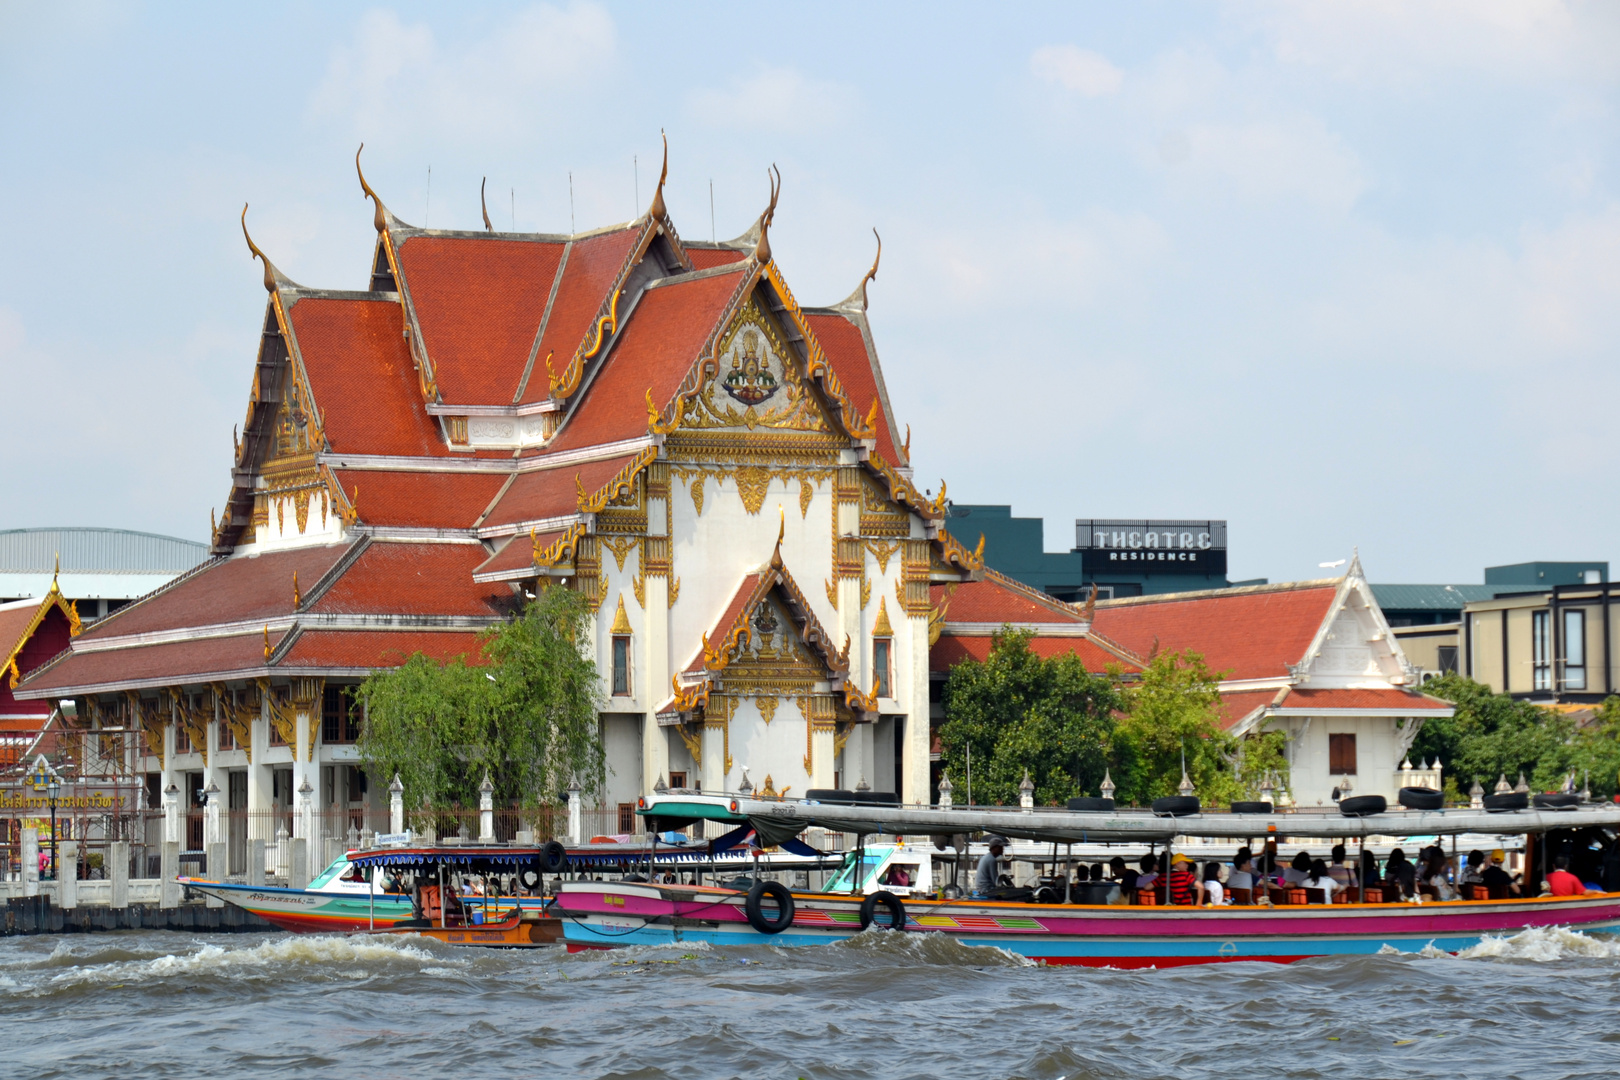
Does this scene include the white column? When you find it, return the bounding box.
[701,721,727,792]
[202,780,222,848]
[163,781,181,845]
[109,840,130,909]
[388,773,405,835]
[20,827,38,897]
[567,785,583,845]
[58,840,78,909]
[478,772,495,842]
[641,507,672,796]
[902,611,931,805]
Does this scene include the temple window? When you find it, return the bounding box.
[611,636,632,696]
[1329,733,1357,776]
[873,638,892,699]
[322,685,361,743]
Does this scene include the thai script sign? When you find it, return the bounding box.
[0,788,133,814]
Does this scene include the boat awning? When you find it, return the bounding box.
[638,794,1620,845]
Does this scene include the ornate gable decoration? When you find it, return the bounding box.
[678,300,832,435]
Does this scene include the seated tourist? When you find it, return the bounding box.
[1421,849,1458,900]
[1384,849,1417,898]
[884,865,911,887]
[1546,855,1588,896]
[1090,863,1105,882]
[1167,853,1199,905]
[1135,853,1160,895]
[1107,856,1128,882]
[1304,859,1338,902]
[1227,849,1255,893]
[1200,861,1227,906]
[1283,851,1313,886]
[1327,844,1356,891]
[1459,850,1486,887]
[1481,849,1519,897]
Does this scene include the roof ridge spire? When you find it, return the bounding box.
[647,130,669,221]
[240,204,292,293]
[753,164,781,264]
[356,143,392,233]
[481,176,493,232]
[837,228,881,310]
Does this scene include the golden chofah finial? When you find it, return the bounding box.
[753,163,781,264]
[903,424,912,459]
[858,228,881,310]
[647,129,669,220]
[263,625,272,661]
[356,143,388,234]
[292,570,301,609]
[1081,582,1097,623]
[481,176,493,232]
[240,204,277,293]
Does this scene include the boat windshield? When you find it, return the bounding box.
[826,849,889,892]
[308,858,353,890]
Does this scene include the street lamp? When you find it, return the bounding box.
[46,778,60,882]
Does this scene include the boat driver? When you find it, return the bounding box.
[974,836,1008,896]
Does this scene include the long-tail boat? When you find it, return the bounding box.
[552,792,1620,967]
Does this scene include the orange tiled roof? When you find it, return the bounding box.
[479,453,642,529]
[519,227,645,405]
[279,629,488,669]
[684,571,766,675]
[473,533,555,582]
[930,634,1137,675]
[804,311,901,466]
[687,247,749,270]
[394,236,565,405]
[331,469,507,530]
[930,571,1084,625]
[19,631,287,695]
[308,542,504,617]
[1090,583,1338,681]
[1214,688,1287,730]
[77,544,351,641]
[289,297,453,458]
[549,268,748,452]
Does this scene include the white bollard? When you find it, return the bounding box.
[110,840,130,909]
[20,828,38,898]
[59,840,79,910]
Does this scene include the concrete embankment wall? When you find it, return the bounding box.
[3,896,275,936]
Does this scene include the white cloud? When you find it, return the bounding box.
[1030,45,1124,97]
[685,67,857,129]
[308,4,618,141]
[1231,0,1620,87]
[1176,115,1367,211]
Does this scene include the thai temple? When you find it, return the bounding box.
[16,148,1450,878]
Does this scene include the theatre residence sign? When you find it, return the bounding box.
[1074,520,1228,576]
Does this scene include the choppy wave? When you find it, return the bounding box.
[825,925,1036,968]
[1459,925,1620,961]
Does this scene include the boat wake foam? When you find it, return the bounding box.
[826,927,1035,968]
[1458,925,1620,962]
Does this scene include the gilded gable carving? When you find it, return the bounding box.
[678,301,833,434]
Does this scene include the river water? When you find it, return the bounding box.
[4,927,1620,1079]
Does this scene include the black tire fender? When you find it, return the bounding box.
[540,840,569,875]
[1484,791,1528,813]
[859,889,907,931]
[1151,796,1201,817]
[1066,797,1116,812]
[1338,795,1387,817]
[1398,786,1444,811]
[1230,801,1273,815]
[520,869,540,890]
[745,880,795,934]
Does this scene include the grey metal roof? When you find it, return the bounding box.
[0,528,209,574]
[1371,583,1499,612]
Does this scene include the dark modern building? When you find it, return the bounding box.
[944,505,1244,600]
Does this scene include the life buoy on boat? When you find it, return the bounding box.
[1398,786,1444,811]
[745,880,795,934]
[859,890,907,931]
[540,840,570,875]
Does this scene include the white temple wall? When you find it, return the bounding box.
[1266,714,1409,807]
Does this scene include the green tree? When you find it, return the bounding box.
[1414,673,1576,793]
[1569,696,1620,799]
[937,627,1124,806]
[1112,650,1256,806]
[358,586,606,814]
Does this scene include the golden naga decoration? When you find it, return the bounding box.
[355,143,390,234]
[752,164,782,264]
[549,287,623,398]
[533,522,587,571]
[675,722,702,766]
[240,203,279,294]
[647,130,669,221]
[856,228,880,311]
[936,527,987,574]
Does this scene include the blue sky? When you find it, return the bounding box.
[2,2,1617,584]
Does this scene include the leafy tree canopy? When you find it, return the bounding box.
[937,628,1123,806]
[357,586,605,812]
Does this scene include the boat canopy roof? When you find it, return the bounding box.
[637,793,1620,846]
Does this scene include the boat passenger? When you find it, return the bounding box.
[1283,851,1312,886]
[1481,850,1519,897]
[1166,853,1199,905]
[1460,850,1485,887]
[1327,844,1356,891]
[1546,856,1588,896]
[884,865,912,887]
[1384,849,1417,898]
[1359,850,1382,891]
[1089,863,1105,882]
[1304,859,1338,903]
[974,836,1008,896]
[1201,861,1226,906]
[1227,850,1254,893]
[1420,849,1458,900]
[1134,854,1160,895]
[1107,856,1128,882]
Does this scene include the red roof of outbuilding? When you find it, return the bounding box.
[395,236,565,405]
[78,545,351,640]
[931,572,1084,626]
[309,542,503,617]
[930,634,1137,674]
[331,469,507,530]
[687,247,749,270]
[520,228,645,405]
[1090,583,1338,681]
[288,297,449,458]
[549,268,747,453]
[1275,687,1453,712]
